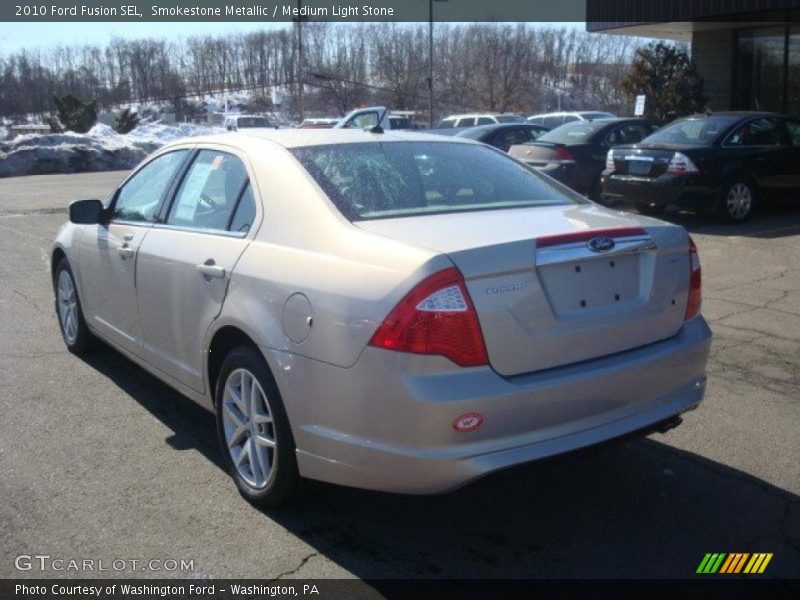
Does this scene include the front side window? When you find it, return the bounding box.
[292,142,577,221]
[345,112,379,129]
[113,150,188,222]
[476,117,495,125]
[166,150,250,232]
[726,118,783,147]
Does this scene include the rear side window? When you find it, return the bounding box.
[113,150,188,222]
[230,183,257,233]
[496,128,531,151]
[291,141,577,221]
[166,150,250,232]
[542,116,563,129]
[476,117,495,125]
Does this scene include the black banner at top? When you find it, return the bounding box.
[3,0,588,22]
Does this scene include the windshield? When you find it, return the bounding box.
[292,142,577,221]
[496,115,525,123]
[579,112,615,120]
[236,117,271,128]
[537,120,608,144]
[643,116,738,146]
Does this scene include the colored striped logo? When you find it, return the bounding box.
[696,553,773,574]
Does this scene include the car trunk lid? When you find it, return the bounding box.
[508,142,574,167]
[357,205,691,376]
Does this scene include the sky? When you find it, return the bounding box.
[0,21,583,53]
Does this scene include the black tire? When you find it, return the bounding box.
[53,258,94,354]
[717,177,757,223]
[588,175,603,203]
[634,201,667,216]
[214,345,300,507]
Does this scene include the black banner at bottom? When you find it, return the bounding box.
[3,579,800,600]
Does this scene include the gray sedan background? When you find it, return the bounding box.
[1,171,798,579]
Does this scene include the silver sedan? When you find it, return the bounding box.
[52,130,711,506]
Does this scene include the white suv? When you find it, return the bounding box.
[435,113,525,128]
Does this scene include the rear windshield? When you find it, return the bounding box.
[579,111,615,120]
[537,120,608,144]
[292,142,577,221]
[237,117,271,128]
[643,116,738,146]
[495,115,525,123]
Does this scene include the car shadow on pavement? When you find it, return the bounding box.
[81,344,800,580]
[640,203,800,240]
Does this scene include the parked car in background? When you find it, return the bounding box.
[435,113,526,128]
[224,115,274,131]
[53,129,709,506]
[509,118,660,199]
[297,118,340,129]
[454,123,550,151]
[335,107,420,130]
[527,111,616,129]
[602,112,800,222]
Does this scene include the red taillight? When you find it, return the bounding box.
[685,236,702,320]
[552,146,575,163]
[368,267,489,367]
[667,152,699,175]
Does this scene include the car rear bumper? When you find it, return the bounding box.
[264,317,712,495]
[601,172,718,208]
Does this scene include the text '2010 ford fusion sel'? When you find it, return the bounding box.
[52,129,711,506]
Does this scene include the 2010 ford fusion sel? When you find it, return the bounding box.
[51,130,711,506]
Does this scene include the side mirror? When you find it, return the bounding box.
[69,199,104,225]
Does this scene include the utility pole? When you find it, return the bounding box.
[428,0,447,128]
[295,0,304,121]
[428,0,434,128]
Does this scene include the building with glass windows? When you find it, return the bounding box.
[587,1,800,115]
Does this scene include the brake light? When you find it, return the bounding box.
[667,152,699,175]
[606,149,615,172]
[685,237,702,320]
[552,146,575,163]
[368,267,488,367]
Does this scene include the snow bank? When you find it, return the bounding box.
[0,121,224,178]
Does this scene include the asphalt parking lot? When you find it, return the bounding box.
[0,171,798,580]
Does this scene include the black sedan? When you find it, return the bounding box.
[508,118,660,200]
[453,123,550,152]
[602,112,800,222]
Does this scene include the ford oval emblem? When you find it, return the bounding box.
[452,413,484,433]
[587,236,615,253]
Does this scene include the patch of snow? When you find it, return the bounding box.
[0,121,225,178]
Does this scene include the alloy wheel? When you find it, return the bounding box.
[57,269,79,344]
[726,183,753,220]
[221,368,276,489]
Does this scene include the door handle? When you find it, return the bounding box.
[118,244,135,259]
[123,233,134,241]
[196,261,226,279]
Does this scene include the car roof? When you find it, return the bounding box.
[456,123,544,133]
[166,129,480,151]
